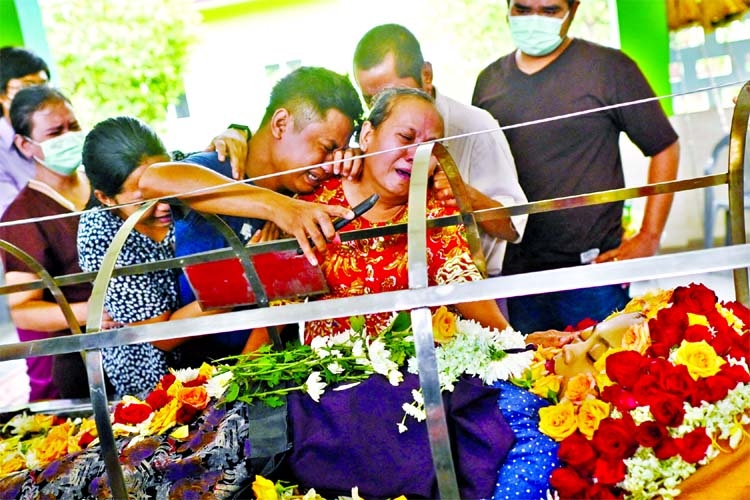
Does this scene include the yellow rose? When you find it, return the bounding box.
[621,322,651,354]
[252,475,279,500]
[530,374,562,400]
[539,400,578,441]
[562,373,597,404]
[716,303,746,333]
[577,399,611,438]
[687,313,710,327]
[674,340,726,380]
[593,347,625,390]
[431,306,457,344]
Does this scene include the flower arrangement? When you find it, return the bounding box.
[529,283,750,499]
[0,362,232,477]
[219,307,533,431]
[0,306,530,485]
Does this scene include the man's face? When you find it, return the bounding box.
[355,52,422,108]
[0,70,49,113]
[509,0,572,18]
[508,0,570,19]
[273,108,354,194]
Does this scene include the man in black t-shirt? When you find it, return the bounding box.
[472,0,680,333]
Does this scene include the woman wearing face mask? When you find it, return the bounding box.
[0,86,96,401]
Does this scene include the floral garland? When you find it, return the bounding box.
[0,306,531,481]
[220,307,533,432]
[0,362,232,477]
[528,283,750,499]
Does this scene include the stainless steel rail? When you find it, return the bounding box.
[0,80,747,498]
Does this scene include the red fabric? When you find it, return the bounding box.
[299,178,482,342]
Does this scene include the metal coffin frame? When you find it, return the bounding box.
[0,81,748,498]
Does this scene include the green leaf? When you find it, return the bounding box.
[224,382,240,402]
[390,311,412,332]
[350,315,366,333]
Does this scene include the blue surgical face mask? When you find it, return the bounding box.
[509,11,570,57]
[28,130,85,176]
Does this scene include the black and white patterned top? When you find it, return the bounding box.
[78,208,179,395]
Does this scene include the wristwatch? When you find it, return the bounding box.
[228,123,251,142]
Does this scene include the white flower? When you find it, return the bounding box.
[387,368,403,386]
[205,371,233,399]
[368,339,399,376]
[397,422,408,434]
[326,361,344,375]
[171,366,200,384]
[304,371,327,402]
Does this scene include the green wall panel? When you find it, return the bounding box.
[616,0,673,114]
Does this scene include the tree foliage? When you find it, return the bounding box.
[39,0,200,129]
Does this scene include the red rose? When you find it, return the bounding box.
[605,351,644,388]
[719,363,750,384]
[647,341,672,359]
[648,306,688,350]
[550,467,590,499]
[689,378,714,406]
[145,388,172,410]
[641,357,672,377]
[678,428,711,463]
[632,374,661,406]
[593,456,626,485]
[600,385,638,412]
[722,300,750,326]
[654,435,680,459]
[700,372,736,404]
[113,401,152,425]
[684,324,712,343]
[584,483,623,500]
[671,283,717,314]
[160,373,176,390]
[635,421,669,448]
[727,330,750,361]
[649,394,685,427]
[591,417,638,460]
[659,363,695,400]
[78,430,96,448]
[558,431,598,473]
[176,405,200,425]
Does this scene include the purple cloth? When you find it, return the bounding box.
[286,373,514,499]
[17,328,59,401]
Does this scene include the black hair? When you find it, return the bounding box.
[507,0,575,6]
[353,24,424,86]
[9,86,70,138]
[259,66,363,131]
[0,46,50,112]
[83,116,167,201]
[366,87,435,130]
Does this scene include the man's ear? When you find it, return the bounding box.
[421,62,434,96]
[358,121,374,152]
[561,1,580,36]
[13,134,37,161]
[270,108,291,139]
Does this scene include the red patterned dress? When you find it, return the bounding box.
[299,178,483,342]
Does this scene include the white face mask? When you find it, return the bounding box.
[28,130,85,176]
[509,11,570,57]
